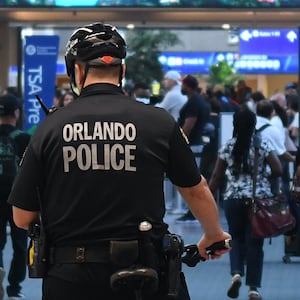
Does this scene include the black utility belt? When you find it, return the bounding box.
[49,244,110,264]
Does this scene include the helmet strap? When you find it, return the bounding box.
[118,64,123,87]
[81,63,90,93]
[69,72,80,97]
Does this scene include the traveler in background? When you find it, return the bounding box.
[132,82,151,104]
[256,100,295,163]
[288,95,299,148]
[155,70,187,121]
[2,87,19,98]
[211,84,235,112]
[176,75,211,223]
[57,90,75,107]
[285,82,298,98]
[256,100,295,195]
[235,80,252,105]
[8,22,231,300]
[270,91,297,151]
[270,100,296,196]
[245,91,265,113]
[53,87,65,108]
[270,91,287,110]
[200,97,221,182]
[270,100,287,143]
[209,108,282,300]
[155,71,187,213]
[0,94,30,300]
[1,87,24,130]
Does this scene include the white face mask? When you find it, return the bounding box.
[246,100,256,112]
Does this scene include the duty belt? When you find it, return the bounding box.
[49,244,110,264]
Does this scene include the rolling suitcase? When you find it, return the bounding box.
[283,233,300,263]
[283,192,300,263]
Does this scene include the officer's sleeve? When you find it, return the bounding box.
[8,143,42,211]
[166,124,201,187]
[15,132,31,157]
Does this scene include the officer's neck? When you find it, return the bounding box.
[83,76,119,88]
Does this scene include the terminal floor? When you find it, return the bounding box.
[1,206,300,300]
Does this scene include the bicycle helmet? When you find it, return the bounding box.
[65,23,127,93]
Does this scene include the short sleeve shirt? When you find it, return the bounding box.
[155,85,187,121]
[219,137,274,200]
[8,83,201,246]
[178,94,210,145]
[256,116,286,156]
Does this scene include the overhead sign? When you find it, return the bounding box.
[239,29,298,56]
[238,28,298,74]
[24,35,59,133]
[235,54,298,74]
[158,52,238,74]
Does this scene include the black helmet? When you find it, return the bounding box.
[65,23,127,78]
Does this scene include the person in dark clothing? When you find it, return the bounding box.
[178,75,211,147]
[0,94,30,300]
[235,80,252,105]
[176,75,211,223]
[212,84,235,113]
[8,23,230,300]
[200,97,220,182]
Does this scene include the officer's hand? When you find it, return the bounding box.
[197,231,232,260]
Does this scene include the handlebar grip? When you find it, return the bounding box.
[181,244,204,267]
[205,239,232,255]
[182,239,232,267]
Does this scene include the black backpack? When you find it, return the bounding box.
[0,129,22,190]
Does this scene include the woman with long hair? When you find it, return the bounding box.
[209,108,282,300]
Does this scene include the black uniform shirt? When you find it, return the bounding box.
[8,83,201,246]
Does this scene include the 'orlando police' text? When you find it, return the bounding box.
[62,121,137,172]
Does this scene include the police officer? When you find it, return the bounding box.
[0,94,30,300]
[8,23,230,300]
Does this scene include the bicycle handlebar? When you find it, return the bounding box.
[182,239,232,267]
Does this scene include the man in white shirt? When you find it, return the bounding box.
[155,71,187,214]
[155,70,187,121]
[256,100,294,161]
[256,100,295,194]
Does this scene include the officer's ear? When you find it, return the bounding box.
[74,63,85,91]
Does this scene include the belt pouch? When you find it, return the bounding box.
[110,240,139,268]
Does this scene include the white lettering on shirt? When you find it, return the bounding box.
[62,122,137,173]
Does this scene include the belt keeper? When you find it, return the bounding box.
[76,247,85,263]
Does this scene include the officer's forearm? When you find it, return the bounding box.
[177,176,224,240]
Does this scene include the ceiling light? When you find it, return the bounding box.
[222,24,230,30]
[126,24,135,29]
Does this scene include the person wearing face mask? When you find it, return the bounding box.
[176,75,211,223]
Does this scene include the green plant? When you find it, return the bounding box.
[207,59,244,87]
[124,29,180,85]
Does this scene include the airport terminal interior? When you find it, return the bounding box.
[0,1,300,299]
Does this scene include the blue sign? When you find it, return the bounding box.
[158,52,238,74]
[235,54,298,74]
[159,50,299,75]
[24,35,59,133]
[239,29,298,56]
